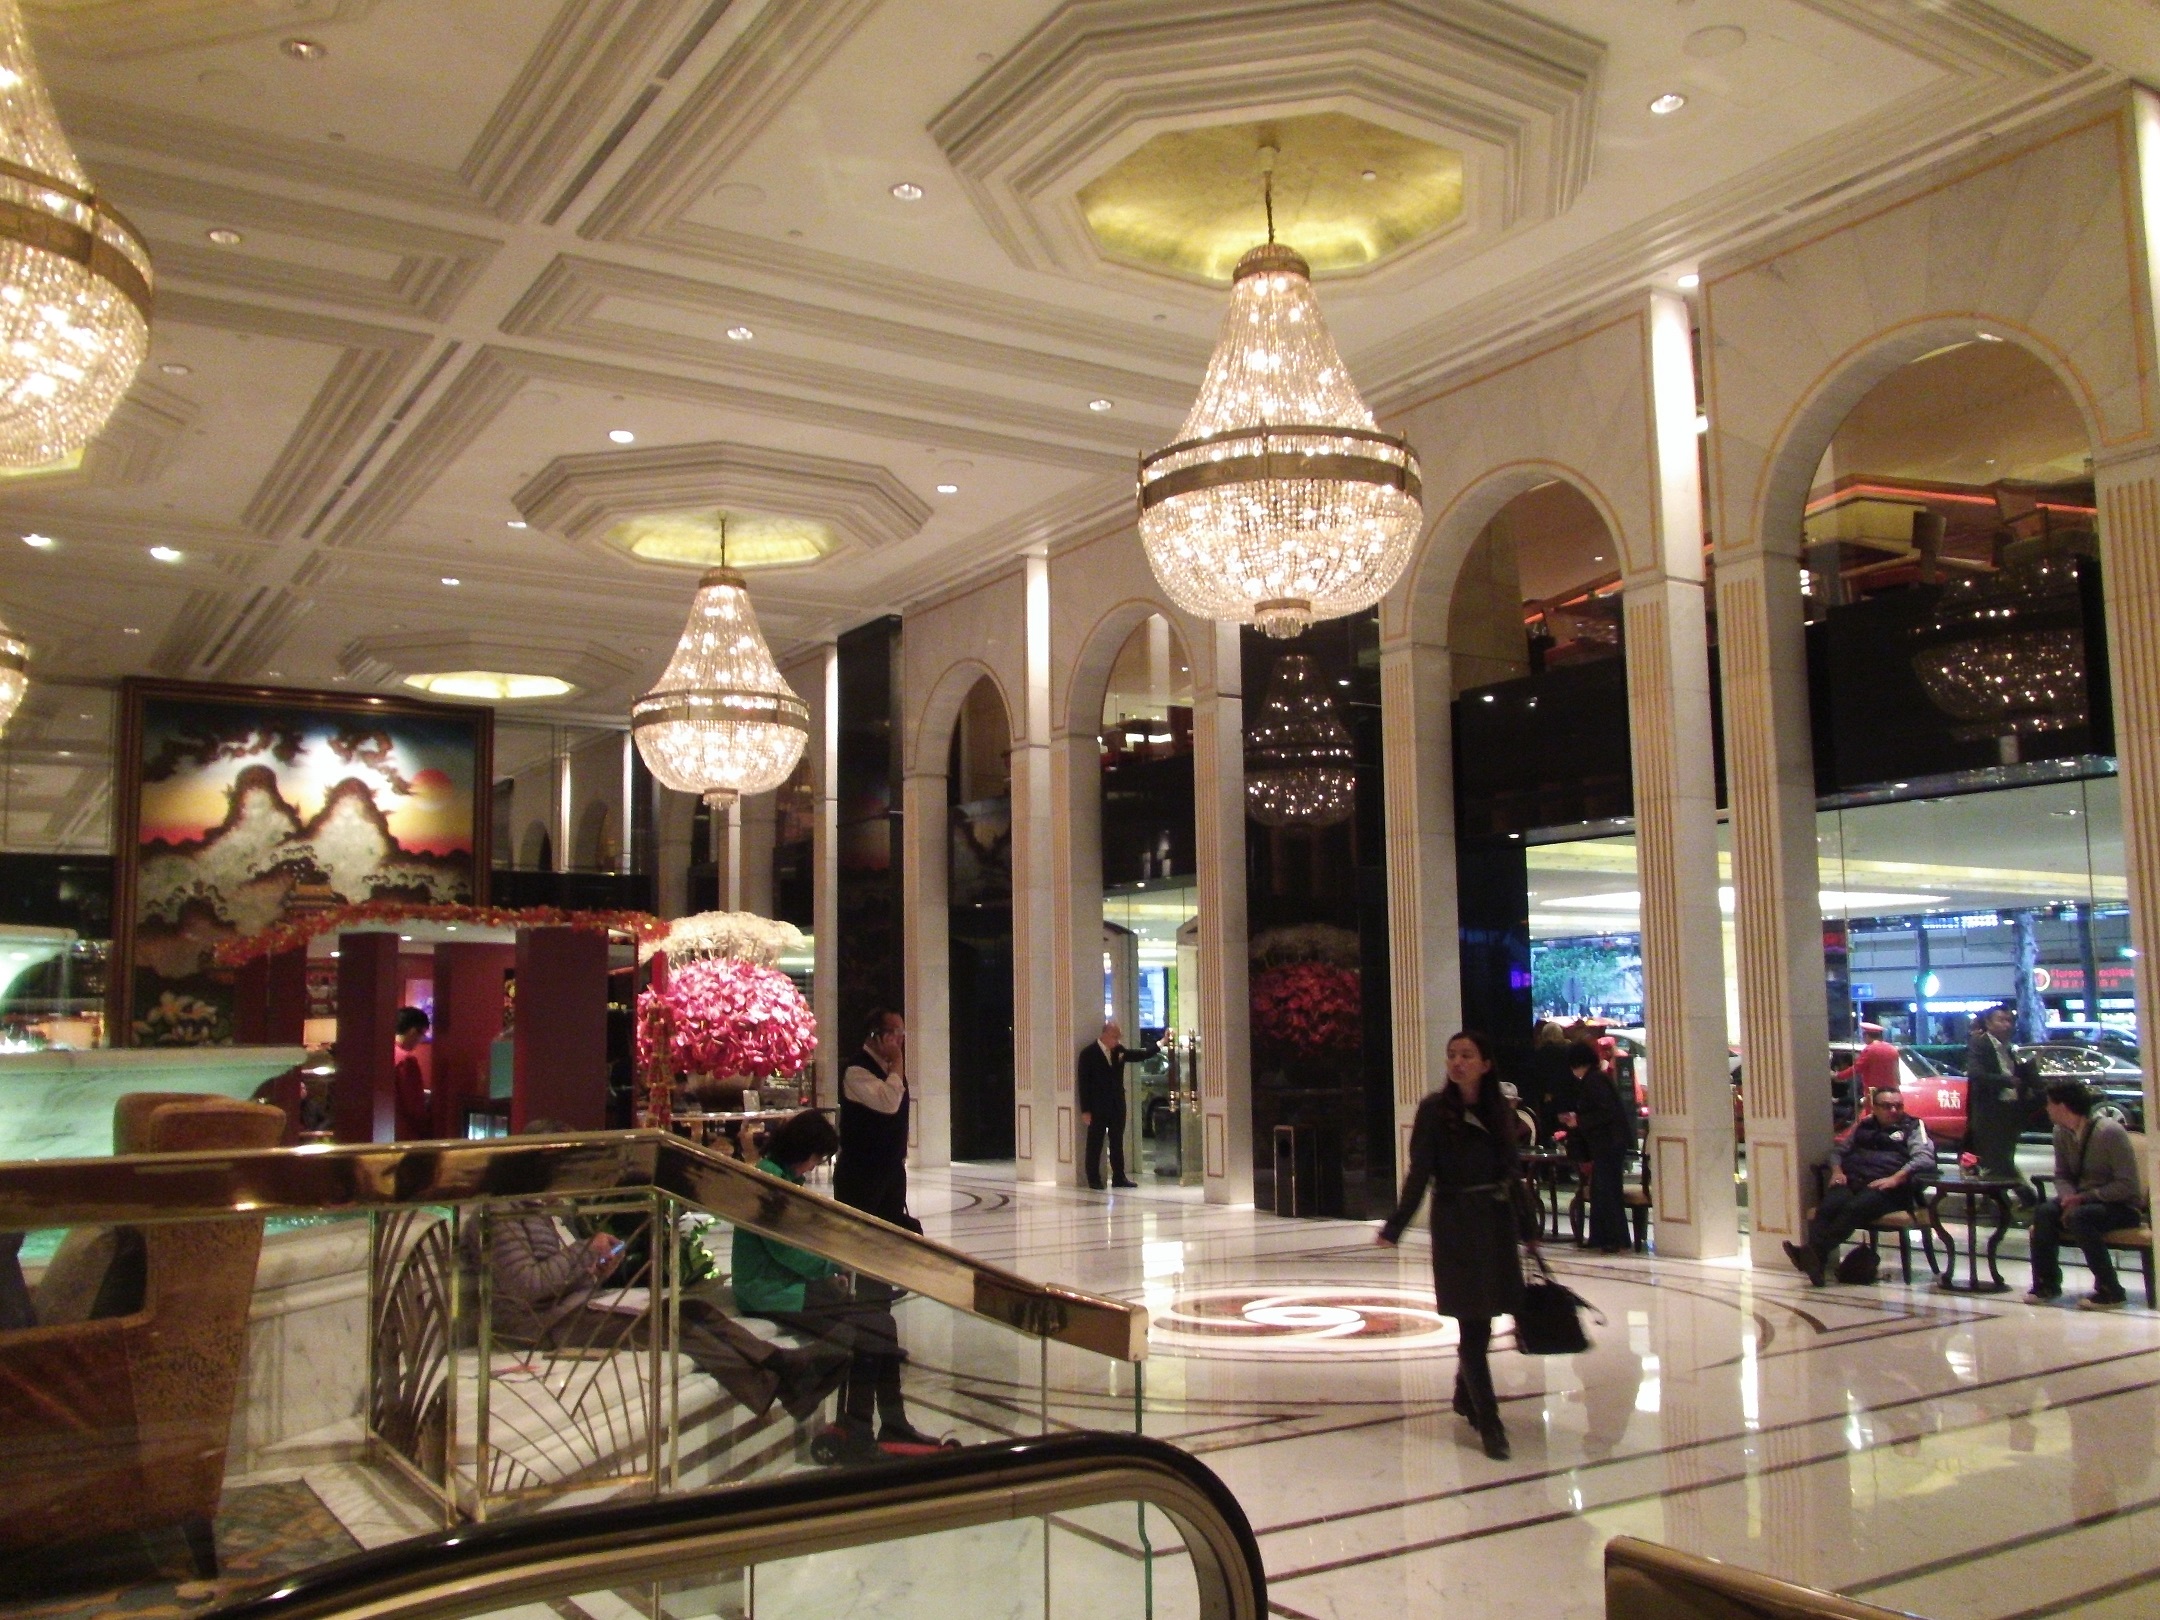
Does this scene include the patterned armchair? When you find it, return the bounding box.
[0,1093,285,1576]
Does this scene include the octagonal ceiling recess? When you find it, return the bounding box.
[339,631,635,704]
[514,441,930,573]
[1080,112,1464,283]
[932,0,1601,291]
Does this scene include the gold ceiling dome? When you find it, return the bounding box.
[1138,146,1422,640]
[0,0,151,470]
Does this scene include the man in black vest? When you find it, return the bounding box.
[834,1008,913,1228]
[1079,1020,1149,1190]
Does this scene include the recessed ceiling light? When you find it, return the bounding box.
[1976,330,2005,342]
[148,545,183,563]
[205,227,243,246]
[935,482,959,494]
[1360,169,1378,182]
[506,519,528,529]
[121,626,140,635]
[440,576,461,586]
[890,181,923,200]
[281,38,326,60]
[1087,398,1114,412]
[1649,92,1687,115]
[159,361,192,375]
[265,670,282,678]
[21,533,53,549]
[726,325,754,341]
[1592,554,1606,562]
[609,429,636,443]
[1695,413,1710,434]
[1676,272,1700,290]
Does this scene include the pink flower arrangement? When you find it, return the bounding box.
[1251,960,1361,1055]
[637,956,818,1079]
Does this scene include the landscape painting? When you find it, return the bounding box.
[116,681,492,1045]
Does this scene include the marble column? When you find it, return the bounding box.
[901,769,950,1168]
[1379,636,1462,1173]
[653,786,696,920]
[1716,545,1832,1265]
[1626,290,1740,1259]
[2096,445,2160,1189]
[723,801,743,911]
[1014,556,1059,1183]
[739,791,777,917]
[812,648,841,1107]
[1193,620,1254,1204]
[1050,729,1100,1187]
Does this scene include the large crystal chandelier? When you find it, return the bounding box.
[632,548,808,810]
[0,615,23,734]
[1139,150,1420,639]
[1245,653,1356,827]
[0,0,152,468]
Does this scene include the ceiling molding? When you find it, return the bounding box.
[515,438,933,569]
[95,162,503,320]
[76,377,197,490]
[929,0,1602,288]
[896,475,1132,609]
[205,587,314,681]
[1366,46,2101,405]
[26,0,381,59]
[504,254,1198,409]
[579,0,883,242]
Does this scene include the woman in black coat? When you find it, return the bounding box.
[1561,1040,1631,1253]
[1377,1029,1536,1459]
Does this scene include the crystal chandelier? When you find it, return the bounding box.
[0,615,23,734]
[1245,652,1356,827]
[0,0,152,468]
[632,542,809,810]
[1138,149,1420,639]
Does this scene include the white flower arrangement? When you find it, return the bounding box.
[640,909,806,967]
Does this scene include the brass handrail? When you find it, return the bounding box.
[0,1131,1148,1361]
[1605,1537,1919,1620]
[206,1434,1263,1620]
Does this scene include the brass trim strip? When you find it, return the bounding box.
[630,693,812,732]
[0,159,154,321]
[0,1132,1149,1361]
[1139,449,1422,509]
[1141,420,1414,465]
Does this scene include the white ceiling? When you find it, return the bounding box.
[0,0,2141,848]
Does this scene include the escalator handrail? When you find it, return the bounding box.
[206,1432,1264,1620]
[0,1131,1147,1360]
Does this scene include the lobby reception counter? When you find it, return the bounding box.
[0,1045,308,1160]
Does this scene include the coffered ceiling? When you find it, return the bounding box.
[0,0,2142,849]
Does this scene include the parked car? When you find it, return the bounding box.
[2016,1042,2146,1131]
[1828,1040,1966,1145]
[2043,1023,2141,1067]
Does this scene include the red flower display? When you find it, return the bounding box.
[211,901,668,967]
[1251,960,1361,1055]
[636,956,818,1080]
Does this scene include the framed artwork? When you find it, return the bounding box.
[114,679,493,1046]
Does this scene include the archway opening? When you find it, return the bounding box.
[947,676,1015,1161]
[1793,338,2119,1156]
[1099,615,1196,1185]
[1445,481,1637,1130]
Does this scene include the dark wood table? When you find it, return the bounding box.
[1926,1177,2022,1294]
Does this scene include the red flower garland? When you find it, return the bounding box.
[211,901,669,966]
[635,956,818,1080]
[1251,960,1362,1055]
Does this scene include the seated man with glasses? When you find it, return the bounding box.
[2026,1079,2143,1311]
[1784,1087,1935,1286]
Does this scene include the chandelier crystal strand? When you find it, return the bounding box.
[0,616,23,734]
[631,566,809,810]
[0,0,152,468]
[1139,234,1420,638]
[1245,653,1356,826]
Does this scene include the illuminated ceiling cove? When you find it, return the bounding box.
[607,509,839,570]
[1078,112,1465,284]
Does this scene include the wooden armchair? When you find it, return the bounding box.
[0,1093,285,1575]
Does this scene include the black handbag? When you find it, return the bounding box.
[1513,1248,1597,1355]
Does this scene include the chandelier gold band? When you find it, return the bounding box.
[632,694,811,732]
[1138,448,1422,513]
[0,643,22,674]
[0,159,152,321]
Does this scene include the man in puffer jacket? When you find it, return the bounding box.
[1784,1087,1935,1285]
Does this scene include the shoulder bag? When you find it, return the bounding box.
[1514,1247,1598,1356]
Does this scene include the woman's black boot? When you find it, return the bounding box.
[1477,1412,1511,1460]
[1452,1371,1474,1420]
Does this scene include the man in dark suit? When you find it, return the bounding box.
[1965,1003,2033,1194]
[1078,1020,1150,1190]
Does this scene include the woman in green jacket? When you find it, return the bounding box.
[732,1110,935,1457]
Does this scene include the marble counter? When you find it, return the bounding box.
[0,1044,309,1160]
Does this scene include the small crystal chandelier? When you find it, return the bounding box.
[0,0,152,468]
[1245,653,1355,827]
[0,615,23,734]
[1138,146,1420,639]
[631,527,809,810]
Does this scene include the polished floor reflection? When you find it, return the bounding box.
[909,1166,2160,1620]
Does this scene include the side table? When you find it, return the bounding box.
[1926,1178,2020,1294]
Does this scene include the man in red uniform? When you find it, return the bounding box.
[393,1006,432,1139]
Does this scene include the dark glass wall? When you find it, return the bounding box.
[948,716,1014,1159]
[1242,610,1393,1218]
[836,617,904,1056]
[771,756,815,931]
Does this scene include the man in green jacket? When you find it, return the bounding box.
[733,1110,938,1458]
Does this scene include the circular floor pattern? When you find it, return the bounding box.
[1149,1283,1463,1359]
